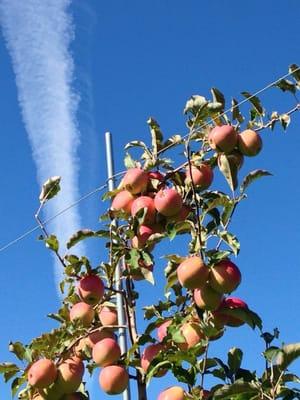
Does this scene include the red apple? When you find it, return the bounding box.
[154,188,183,217]
[157,319,172,341]
[121,168,149,194]
[177,256,209,290]
[141,343,166,376]
[178,322,205,353]
[185,164,213,190]
[238,129,262,156]
[55,358,84,394]
[27,359,57,389]
[111,190,136,215]
[99,365,129,395]
[208,125,238,153]
[69,302,95,327]
[193,284,223,311]
[209,259,241,294]
[217,297,248,327]
[131,196,156,224]
[167,204,191,223]
[78,274,104,305]
[92,337,121,367]
[98,305,118,327]
[131,225,155,248]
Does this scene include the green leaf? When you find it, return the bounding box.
[240,170,272,193]
[0,363,20,383]
[8,342,26,361]
[211,87,225,109]
[263,346,282,363]
[275,79,296,94]
[221,308,262,330]
[218,231,240,255]
[241,92,264,115]
[289,64,300,84]
[228,348,243,375]
[45,235,59,252]
[66,229,95,249]
[102,187,122,201]
[11,375,26,398]
[218,154,238,192]
[171,365,197,386]
[280,114,291,130]
[231,98,245,123]
[124,152,137,169]
[39,176,61,203]
[277,343,300,370]
[147,117,164,156]
[124,140,149,151]
[184,95,208,115]
[213,381,259,399]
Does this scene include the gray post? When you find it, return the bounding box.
[105,132,131,400]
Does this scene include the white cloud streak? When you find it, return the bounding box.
[0,0,84,284]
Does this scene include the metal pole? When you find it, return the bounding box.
[105,132,131,400]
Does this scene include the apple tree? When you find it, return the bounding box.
[1,64,300,400]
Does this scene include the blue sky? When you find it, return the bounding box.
[0,0,299,399]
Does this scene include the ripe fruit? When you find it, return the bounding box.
[92,337,121,367]
[86,328,115,347]
[238,129,262,156]
[131,196,156,224]
[157,319,172,341]
[55,358,84,394]
[98,305,118,327]
[99,365,129,395]
[69,302,95,327]
[185,164,213,190]
[194,284,223,311]
[141,343,166,376]
[148,171,164,181]
[132,225,155,248]
[111,190,135,215]
[177,256,209,290]
[209,259,241,294]
[179,322,204,352]
[77,274,104,305]
[208,125,238,153]
[158,386,186,400]
[167,204,191,223]
[74,329,115,358]
[27,359,57,389]
[217,297,248,327]
[154,188,183,217]
[121,168,149,194]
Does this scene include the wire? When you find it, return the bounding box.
[0,67,299,254]
[0,172,125,253]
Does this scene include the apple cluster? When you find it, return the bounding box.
[108,125,262,398]
[27,274,129,399]
[23,124,264,400]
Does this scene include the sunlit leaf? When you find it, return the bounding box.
[39,176,61,203]
[240,170,272,193]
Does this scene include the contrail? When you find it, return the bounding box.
[0,0,85,284]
